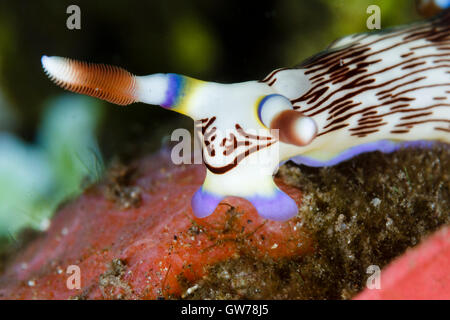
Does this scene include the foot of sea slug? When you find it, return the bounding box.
[191,187,224,218]
[246,189,298,221]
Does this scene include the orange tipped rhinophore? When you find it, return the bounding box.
[41,55,137,105]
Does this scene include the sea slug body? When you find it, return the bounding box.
[41,10,450,221]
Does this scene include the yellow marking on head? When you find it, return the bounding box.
[171,77,205,116]
[254,95,268,128]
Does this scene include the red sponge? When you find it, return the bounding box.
[355,225,450,300]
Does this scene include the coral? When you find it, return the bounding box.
[355,225,450,300]
[0,148,307,299]
[0,145,448,299]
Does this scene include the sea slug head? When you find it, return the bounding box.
[174,79,317,221]
[41,56,316,221]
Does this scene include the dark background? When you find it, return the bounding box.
[0,0,419,159]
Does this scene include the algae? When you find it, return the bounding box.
[182,145,449,299]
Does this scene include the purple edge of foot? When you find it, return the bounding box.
[247,189,299,221]
[191,187,224,218]
[285,139,441,167]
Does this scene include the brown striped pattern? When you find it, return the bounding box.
[195,118,276,174]
[264,11,450,139]
[43,58,137,106]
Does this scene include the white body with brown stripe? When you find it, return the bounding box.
[41,11,450,221]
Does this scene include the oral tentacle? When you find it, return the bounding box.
[270,110,318,146]
[257,94,317,146]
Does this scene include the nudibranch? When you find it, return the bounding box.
[42,11,450,221]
